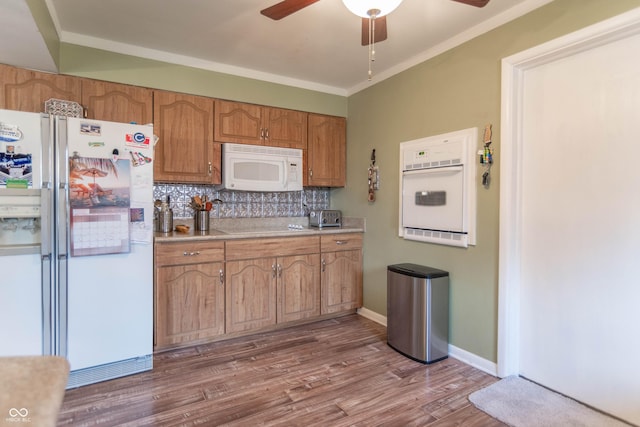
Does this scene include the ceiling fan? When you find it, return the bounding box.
[260,0,490,46]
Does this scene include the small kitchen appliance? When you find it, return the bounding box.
[309,209,342,228]
[222,143,303,192]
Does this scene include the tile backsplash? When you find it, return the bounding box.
[153,183,330,219]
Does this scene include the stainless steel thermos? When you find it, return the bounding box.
[156,200,173,233]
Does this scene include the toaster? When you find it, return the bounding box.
[309,209,342,228]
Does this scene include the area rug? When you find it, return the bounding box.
[469,376,631,427]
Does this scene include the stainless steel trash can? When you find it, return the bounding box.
[387,263,449,363]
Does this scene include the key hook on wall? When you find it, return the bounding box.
[480,124,494,188]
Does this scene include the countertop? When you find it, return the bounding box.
[154,216,365,242]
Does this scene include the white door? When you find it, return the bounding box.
[499,10,640,426]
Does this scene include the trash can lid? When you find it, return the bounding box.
[387,263,449,278]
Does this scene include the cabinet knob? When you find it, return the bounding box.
[183,251,200,256]
[208,162,212,175]
[321,259,326,272]
[219,269,224,285]
[335,240,348,245]
[272,263,277,278]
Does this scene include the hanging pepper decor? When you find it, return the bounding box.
[368,149,379,202]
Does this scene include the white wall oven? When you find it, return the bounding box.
[399,128,477,248]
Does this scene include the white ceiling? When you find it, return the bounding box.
[2,0,553,95]
[0,0,57,72]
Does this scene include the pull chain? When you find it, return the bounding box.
[367,9,379,81]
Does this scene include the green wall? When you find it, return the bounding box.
[333,0,640,362]
[58,43,347,117]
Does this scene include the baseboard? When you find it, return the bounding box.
[357,308,498,376]
[447,344,497,376]
[357,307,387,326]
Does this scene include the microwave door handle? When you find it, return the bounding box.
[283,159,289,187]
[403,165,463,176]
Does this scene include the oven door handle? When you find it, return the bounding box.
[403,165,463,176]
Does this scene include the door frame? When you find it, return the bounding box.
[497,7,640,378]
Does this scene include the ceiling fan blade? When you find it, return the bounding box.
[361,16,388,46]
[450,0,490,7]
[260,0,320,20]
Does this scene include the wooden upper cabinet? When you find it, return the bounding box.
[264,107,307,149]
[82,80,152,124]
[0,64,82,113]
[214,100,263,145]
[214,99,307,149]
[153,90,219,184]
[307,114,346,187]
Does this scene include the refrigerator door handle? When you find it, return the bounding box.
[55,117,69,358]
[40,187,54,356]
[40,115,55,357]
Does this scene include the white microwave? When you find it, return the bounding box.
[222,143,303,192]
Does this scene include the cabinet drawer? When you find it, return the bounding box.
[320,233,362,252]
[226,236,320,260]
[155,241,225,266]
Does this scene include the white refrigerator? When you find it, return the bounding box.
[0,109,154,388]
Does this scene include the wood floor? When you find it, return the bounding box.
[58,314,505,426]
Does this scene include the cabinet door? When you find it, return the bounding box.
[321,249,363,314]
[265,108,307,149]
[278,254,320,323]
[214,99,263,145]
[82,79,152,124]
[307,114,346,187]
[226,258,277,333]
[0,64,82,112]
[155,261,225,348]
[154,90,219,184]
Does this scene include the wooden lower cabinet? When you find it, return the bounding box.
[154,241,225,349]
[225,237,321,334]
[225,257,277,333]
[278,253,321,323]
[225,252,321,334]
[321,234,363,314]
[154,233,360,350]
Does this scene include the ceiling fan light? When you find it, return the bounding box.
[342,0,403,18]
